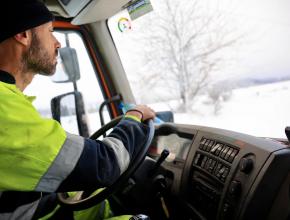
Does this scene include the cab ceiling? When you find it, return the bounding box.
[45,0,132,25]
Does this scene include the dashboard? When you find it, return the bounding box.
[152,123,290,220]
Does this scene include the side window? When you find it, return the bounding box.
[25,31,109,136]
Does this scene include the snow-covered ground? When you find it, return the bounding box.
[172,80,290,139]
[47,80,290,139]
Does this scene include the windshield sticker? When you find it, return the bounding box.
[127,0,153,20]
[118,17,132,33]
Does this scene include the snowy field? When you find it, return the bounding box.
[54,80,290,139]
[172,80,290,139]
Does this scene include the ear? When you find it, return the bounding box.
[13,31,31,46]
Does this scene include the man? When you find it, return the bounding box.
[0,0,155,219]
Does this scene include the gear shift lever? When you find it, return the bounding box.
[149,149,170,177]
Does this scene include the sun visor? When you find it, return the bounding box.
[70,0,131,25]
[57,0,91,17]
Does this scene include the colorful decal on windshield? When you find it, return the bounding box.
[127,0,153,20]
[118,17,132,33]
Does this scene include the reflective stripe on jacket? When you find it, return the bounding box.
[0,79,84,219]
[0,81,84,192]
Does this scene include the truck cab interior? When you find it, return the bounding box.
[22,0,290,219]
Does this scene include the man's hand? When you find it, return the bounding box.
[125,105,156,122]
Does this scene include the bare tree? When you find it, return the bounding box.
[134,0,241,112]
[208,82,233,115]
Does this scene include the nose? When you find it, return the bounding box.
[55,38,61,49]
[53,33,61,49]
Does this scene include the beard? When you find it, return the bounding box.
[22,31,58,76]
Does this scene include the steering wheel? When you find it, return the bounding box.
[57,116,155,210]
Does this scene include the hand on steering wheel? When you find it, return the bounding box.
[57,116,155,210]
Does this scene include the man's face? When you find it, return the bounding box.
[23,22,61,75]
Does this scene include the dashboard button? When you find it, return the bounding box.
[214,163,223,178]
[201,156,208,168]
[220,146,229,159]
[210,143,221,154]
[199,138,207,149]
[215,144,224,156]
[204,139,211,151]
[224,148,233,161]
[205,158,213,170]
[216,165,226,179]
[208,160,217,173]
[222,203,234,219]
[206,140,215,151]
[193,154,201,165]
[228,149,238,162]
[229,180,242,197]
[221,167,230,181]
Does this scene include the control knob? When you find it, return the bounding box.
[239,158,254,174]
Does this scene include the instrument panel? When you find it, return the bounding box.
[154,123,290,220]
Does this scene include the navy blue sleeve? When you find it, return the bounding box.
[57,118,149,192]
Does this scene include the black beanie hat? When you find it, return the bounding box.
[0,0,54,43]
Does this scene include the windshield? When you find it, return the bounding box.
[108,0,290,138]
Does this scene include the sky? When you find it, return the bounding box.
[217,0,290,79]
[109,0,290,82]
